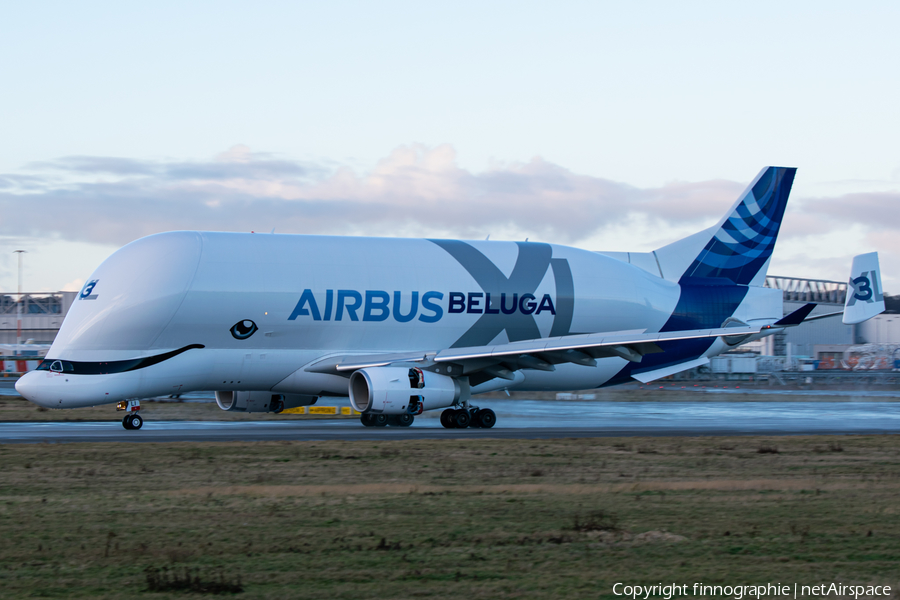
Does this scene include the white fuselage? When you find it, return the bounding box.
[16,231,782,408]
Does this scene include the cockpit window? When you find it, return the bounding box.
[46,360,74,373]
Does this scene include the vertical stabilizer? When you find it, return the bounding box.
[843,252,885,324]
[656,166,796,286]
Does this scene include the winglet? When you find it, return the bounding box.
[843,252,885,325]
[775,302,817,326]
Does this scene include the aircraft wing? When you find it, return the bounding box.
[307,324,767,383]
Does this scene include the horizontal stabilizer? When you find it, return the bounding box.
[774,303,817,326]
[802,310,844,322]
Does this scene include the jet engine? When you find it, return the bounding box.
[348,367,465,415]
[215,391,318,413]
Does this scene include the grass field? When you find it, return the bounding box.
[1,435,898,599]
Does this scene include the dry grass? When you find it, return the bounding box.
[0,435,899,598]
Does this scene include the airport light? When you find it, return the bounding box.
[13,250,25,357]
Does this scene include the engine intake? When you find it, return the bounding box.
[215,391,317,413]
[349,367,464,415]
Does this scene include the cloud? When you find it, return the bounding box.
[31,149,316,182]
[1,144,894,290]
[811,192,900,230]
[0,144,738,246]
[61,278,85,292]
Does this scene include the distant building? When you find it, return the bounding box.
[0,292,77,346]
[761,276,899,362]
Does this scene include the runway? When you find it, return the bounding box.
[2,400,899,443]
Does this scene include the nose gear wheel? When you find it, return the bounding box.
[122,414,143,430]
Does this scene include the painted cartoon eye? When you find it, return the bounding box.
[230,320,258,340]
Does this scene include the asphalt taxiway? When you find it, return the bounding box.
[2,399,899,443]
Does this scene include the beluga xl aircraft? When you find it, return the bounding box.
[16,167,885,430]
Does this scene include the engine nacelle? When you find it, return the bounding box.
[348,367,464,415]
[215,391,318,413]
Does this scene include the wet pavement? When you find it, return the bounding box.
[1,399,898,443]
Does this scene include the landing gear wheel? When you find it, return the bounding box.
[391,414,414,427]
[122,415,133,430]
[468,408,481,428]
[452,409,471,429]
[373,414,389,427]
[440,409,456,429]
[123,414,143,430]
[476,408,496,429]
[360,414,377,427]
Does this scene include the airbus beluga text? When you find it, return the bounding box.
[16,167,885,430]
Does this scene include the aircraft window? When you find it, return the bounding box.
[45,360,75,373]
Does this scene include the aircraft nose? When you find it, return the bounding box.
[15,372,49,406]
[15,371,33,398]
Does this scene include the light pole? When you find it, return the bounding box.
[13,250,25,357]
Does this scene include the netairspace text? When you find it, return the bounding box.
[612,582,892,600]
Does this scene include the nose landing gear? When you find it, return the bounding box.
[117,400,143,430]
[122,413,143,430]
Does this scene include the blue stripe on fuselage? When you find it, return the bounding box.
[603,281,748,386]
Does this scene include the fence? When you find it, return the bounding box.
[0,294,68,315]
[1,359,40,375]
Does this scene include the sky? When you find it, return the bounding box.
[1,1,898,294]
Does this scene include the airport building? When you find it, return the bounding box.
[0,292,77,348]
[759,275,899,369]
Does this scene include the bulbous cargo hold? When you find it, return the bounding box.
[349,367,465,415]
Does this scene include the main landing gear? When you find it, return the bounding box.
[360,413,415,427]
[358,406,496,429]
[117,400,143,430]
[440,407,496,429]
